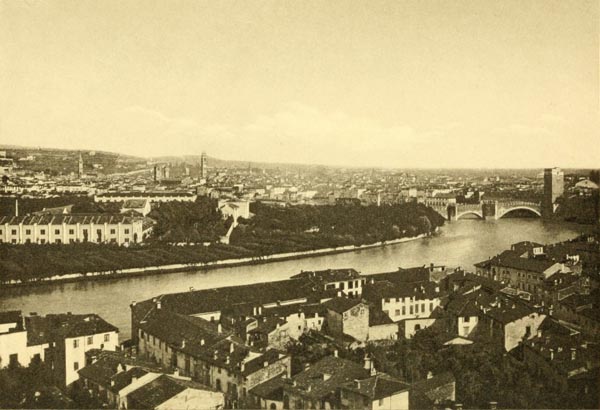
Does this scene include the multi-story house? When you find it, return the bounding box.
[0,310,118,386]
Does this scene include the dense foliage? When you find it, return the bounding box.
[0,201,443,283]
[229,202,444,254]
[0,360,75,409]
[362,327,593,409]
[148,197,230,243]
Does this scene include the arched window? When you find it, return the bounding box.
[270,404,277,410]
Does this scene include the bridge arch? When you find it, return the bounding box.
[497,206,541,219]
[455,210,484,220]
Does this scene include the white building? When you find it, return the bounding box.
[0,214,152,245]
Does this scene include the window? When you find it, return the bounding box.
[9,354,18,367]
[430,302,433,312]
[402,306,406,315]
[69,229,75,235]
[463,326,470,335]
[415,304,419,313]
[11,229,17,235]
[0,229,2,234]
[54,229,60,235]
[87,336,93,345]
[339,282,345,290]
[25,229,31,235]
[409,306,414,314]
[104,333,110,342]
[55,239,61,244]
[124,229,130,234]
[74,361,79,371]
[73,339,79,348]
[348,281,354,289]
[379,399,384,406]
[395,309,400,316]
[464,316,470,323]
[422,303,425,313]
[40,229,46,235]
[110,229,116,235]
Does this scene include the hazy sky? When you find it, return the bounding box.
[1,0,598,168]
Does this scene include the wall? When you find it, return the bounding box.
[0,330,28,368]
[372,390,409,410]
[63,331,118,386]
[157,388,224,410]
[381,296,441,322]
[368,323,398,341]
[402,318,436,339]
[341,304,369,342]
[504,313,546,351]
[457,315,478,337]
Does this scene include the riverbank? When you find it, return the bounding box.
[0,233,429,288]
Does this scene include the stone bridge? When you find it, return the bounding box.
[425,199,542,221]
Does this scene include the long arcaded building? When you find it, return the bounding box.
[0,214,153,245]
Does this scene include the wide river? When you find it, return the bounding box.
[0,219,590,339]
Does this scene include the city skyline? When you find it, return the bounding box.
[1,1,598,168]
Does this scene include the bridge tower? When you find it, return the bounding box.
[482,201,497,220]
[542,167,564,219]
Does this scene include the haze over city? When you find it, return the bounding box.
[1,0,598,168]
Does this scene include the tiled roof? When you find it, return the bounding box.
[26,313,118,345]
[482,250,558,273]
[0,214,143,225]
[249,375,287,400]
[340,373,409,400]
[284,356,369,400]
[409,372,455,410]
[367,266,432,284]
[0,310,24,332]
[127,375,187,408]
[290,268,361,282]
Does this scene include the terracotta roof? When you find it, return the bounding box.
[26,313,118,345]
[340,373,409,400]
[284,356,369,400]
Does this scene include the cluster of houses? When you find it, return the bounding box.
[2,237,598,408]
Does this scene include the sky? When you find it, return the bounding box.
[0,0,598,168]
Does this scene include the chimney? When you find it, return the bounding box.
[110,380,115,387]
[258,306,262,315]
[571,348,576,361]
[537,329,542,338]
[307,385,312,392]
[131,301,136,307]
[156,301,161,310]
[131,376,137,383]
[354,380,361,389]
[263,361,269,368]
[189,287,194,292]
[549,349,554,360]
[427,371,433,380]
[181,339,186,349]
[363,355,371,371]
[217,323,222,333]
[333,349,338,358]
[230,342,235,353]
[240,362,245,372]
[304,363,310,371]
[200,338,205,346]
[226,356,230,365]
[213,350,218,360]
[15,199,18,217]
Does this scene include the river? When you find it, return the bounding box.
[0,219,589,339]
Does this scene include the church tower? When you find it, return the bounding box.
[200,151,207,178]
[78,152,84,178]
